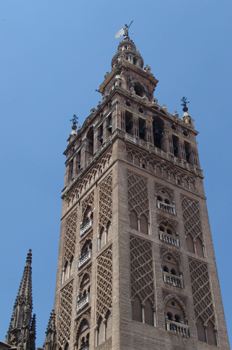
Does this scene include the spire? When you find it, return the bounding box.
[6,249,35,350]
[43,310,56,350]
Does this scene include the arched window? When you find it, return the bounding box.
[197,317,206,342]
[86,128,93,160]
[107,221,112,242]
[153,117,164,149]
[100,228,105,250]
[130,210,138,230]
[105,311,112,340]
[186,234,194,253]
[207,320,216,345]
[144,299,153,326]
[132,296,142,322]
[76,319,89,350]
[98,317,104,345]
[196,237,204,257]
[140,214,148,234]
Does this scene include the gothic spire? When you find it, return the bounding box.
[43,310,56,350]
[6,249,35,350]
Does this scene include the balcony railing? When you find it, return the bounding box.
[78,250,92,269]
[159,231,179,247]
[163,271,183,288]
[157,200,176,215]
[166,319,189,338]
[79,345,89,350]
[80,218,93,237]
[77,293,90,313]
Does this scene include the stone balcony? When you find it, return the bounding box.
[159,231,179,247]
[77,293,90,313]
[78,250,92,269]
[166,319,189,338]
[80,345,89,350]
[80,218,93,237]
[157,200,176,215]
[163,271,183,288]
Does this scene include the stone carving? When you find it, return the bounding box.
[57,280,73,348]
[127,170,149,219]
[160,247,181,266]
[157,215,178,229]
[130,235,154,303]
[181,196,203,242]
[96,246,113,322]
[163,291,186,307]
[64,209,77,264]
[189,259,215,325]
[99,172,113,232]
[155,183,174,200]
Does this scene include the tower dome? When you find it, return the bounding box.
[111,37,144,69]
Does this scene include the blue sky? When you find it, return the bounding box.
[0,0,231,347]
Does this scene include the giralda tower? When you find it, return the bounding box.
[50,27,230,350]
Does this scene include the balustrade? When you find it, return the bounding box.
[157,200,176,215]
[159,231,179,247]
[163,271,183,288]
[166,319,189,338]
[80,345,89,350]
[77,293,90,313]
[80,218,93,236]
[78,250,92,268]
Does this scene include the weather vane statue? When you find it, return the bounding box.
[181,97,190,112]
[115,21,134,39]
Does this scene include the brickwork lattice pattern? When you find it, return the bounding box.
[57,280,73,347]
[127,170,149,219]
[68,148,112,207]
[130,235,154,303]
[64,209,77,263]
[189,258,215,325]
[99,172,113,231]
[181,196,203,242]
[96,246,112,321]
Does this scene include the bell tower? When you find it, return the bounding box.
[52,26,230,350]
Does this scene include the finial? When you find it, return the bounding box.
[181,97,190,112]
[26,249,32,266]
[115,21,133,39]
[70,114,78,132]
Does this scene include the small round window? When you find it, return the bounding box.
[171,301,175,306]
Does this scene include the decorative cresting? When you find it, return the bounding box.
[96,246,113,322]
[57,280,73,348]
[127,170,149,220]
[181,196,203,242]
[67,148,112,208]
[99,172,113,232]
[64,209,78,264]
[126,145,196,191]
[130,235,154,303]
[189,259,215,326]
